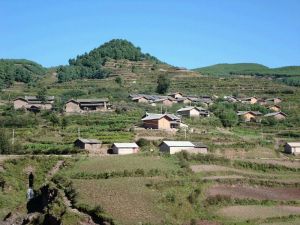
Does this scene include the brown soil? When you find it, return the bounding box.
[207,184,300,201]
[218,205,300,220]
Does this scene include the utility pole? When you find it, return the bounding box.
[160,105,163,114]
[184,128,187,140]
[12,129,15,145]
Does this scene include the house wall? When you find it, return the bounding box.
[143,119,159,129]
[112,146,139,154]
[136,98,148,103]
[159,143,195,154]
[241,113,256,122]
[14,99,28,109]
[250,98,258,104]
[162,99,173,106]
[65,102,81,113]
[274,114,286,120]
[174,93,183,99]
[189,108,200,117]
[158,117,172,129]
[143,117,171,129]
[270,106,280,112]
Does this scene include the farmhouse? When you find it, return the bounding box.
[13,96,54,111]
[266,97,282,104]
[111,143,139,155]
[284,142,300,155]
[239,97,258,104]
[74,138,102,151]
[159,141,207,154]
[141,113,181,129]
[177,106,209,117]
[132,96,149,103]
[264,112,287,120]
[168,92,184,99]
[268,105,281,112]
[177,97,192,105]
[237,111,262,122]
[65,98,110,113]
[153,97,177,106]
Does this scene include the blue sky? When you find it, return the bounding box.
[0,0,299,68]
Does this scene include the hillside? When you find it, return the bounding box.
[57,39,163,82]
[194,63,300,76]
[0,59,46,89]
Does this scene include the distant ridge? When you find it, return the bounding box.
[193,63,300,76]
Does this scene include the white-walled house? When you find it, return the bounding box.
[111,143,139,155]
[284,142,300,155]
[159,141,207,154]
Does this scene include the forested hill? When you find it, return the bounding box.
[194,63,300,76]
[57,39,161,82]
[0,59,46,89]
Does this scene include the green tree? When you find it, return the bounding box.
[115,76,123,87]
[49,114,60,127]
[156,74,170,94]
[37,87,48,103]
[0,129,12,154]
[61,117,69,130]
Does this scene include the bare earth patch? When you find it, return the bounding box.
[207,184,300,201]
[190,165,232,173]
[218,205,300,220]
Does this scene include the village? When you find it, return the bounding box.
[9,91,299,156]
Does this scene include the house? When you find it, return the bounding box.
[284,142,300,155]
[13,96,54,111]
[177,106,209,117]
[65,98,110,113]
[266,98,282,104]
[141,113,181,129]
[224,96,238,103]
[159,141,207,154]
[264,112,287,120]
[177,97,192,105]
[268,105,281,112]
[111,143,139,155]
[153,97,176,106]
[74,138,102,151]
[237,111,262,122]
[132,96,149,103]
[239,97,258,104]
[168,92,184,99]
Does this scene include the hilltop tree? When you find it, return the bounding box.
[156,74,170,94]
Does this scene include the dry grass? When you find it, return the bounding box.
[73,177,164,225]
